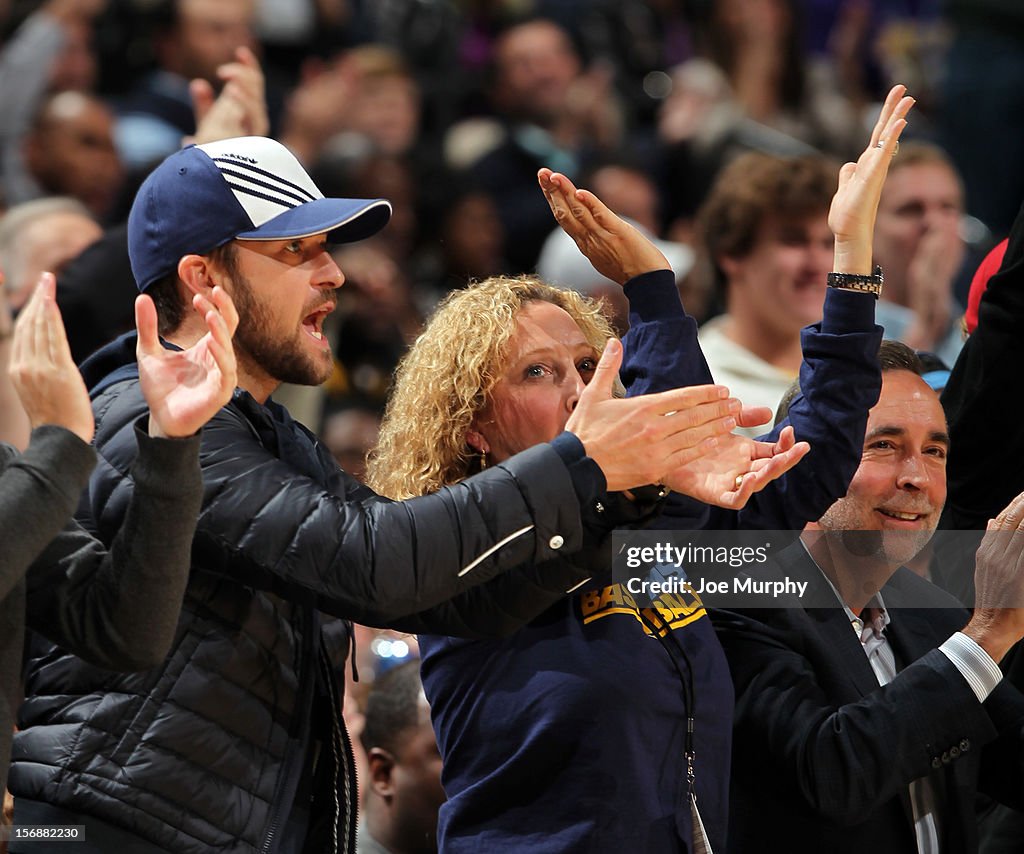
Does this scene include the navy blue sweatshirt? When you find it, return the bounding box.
[420,272,881,853]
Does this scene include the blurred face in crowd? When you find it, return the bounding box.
[49,19,97,91]
[25,93,123,220]
[349,157,416,260]
[469,300,598,463]
[168,0,255,83]
[493,20,580,126]
[442,192,504,279]
[813,370,949,566]
[351,74,421,157]
[387,699,445,854]
[367,690,445,854]
[589,165,660,235]
[7,211,102,310]
[721,211,834,337]
[873,161,964,294]
[714,0,793,43]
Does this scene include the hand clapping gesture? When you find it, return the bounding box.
[136,286,238,439]
[965,490,1024,663]
[538,167,669,285]
[9,273,95,443]
[537,168,810,509]
[830,84,915,274]
[190,46,269,145]
[11,274,238,442]
[664,419,810,509]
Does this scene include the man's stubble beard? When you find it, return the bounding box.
[818,498,938,568]
[229,270,333,389]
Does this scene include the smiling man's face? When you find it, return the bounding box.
[814,369,949,566]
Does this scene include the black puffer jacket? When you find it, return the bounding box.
[10,333,611,854]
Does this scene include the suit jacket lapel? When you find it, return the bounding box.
[776,547,930,837]
[776,543,883,701]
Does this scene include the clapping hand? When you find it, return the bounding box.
[965,491,1024,662]
[9,273,94,443]
[136,286,238,439]
[829,84,915,274]
[538,167,668,285]
[665,415,811,509]
[190,45,269,145]
[565,339,743,493]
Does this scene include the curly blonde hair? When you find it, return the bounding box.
[367,275,617,499]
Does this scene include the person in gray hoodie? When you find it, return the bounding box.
[0,270,237,795]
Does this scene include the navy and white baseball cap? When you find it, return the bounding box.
[128,136,392,292]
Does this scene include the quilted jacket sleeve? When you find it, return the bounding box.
[87,396,593,627]
[381,492,659,638]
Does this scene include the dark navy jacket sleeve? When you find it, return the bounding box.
[84,358,633,632]
[620,270,715,530]
[730,288,882,530]
[620,270,711,395]
[620,272,882,531]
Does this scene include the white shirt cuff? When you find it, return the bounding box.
[939,632,1003,702]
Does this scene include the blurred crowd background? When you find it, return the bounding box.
[1,0,1022,723]
[2,0,1020,410]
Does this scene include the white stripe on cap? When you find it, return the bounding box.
[196,137,325,228]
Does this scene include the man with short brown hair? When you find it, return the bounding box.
[697,152,839,434]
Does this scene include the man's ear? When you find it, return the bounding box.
[177,254,216,298]
[718,252,744,281]
[367,747,397,800]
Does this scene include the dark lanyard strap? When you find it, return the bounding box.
[635,607,698,795]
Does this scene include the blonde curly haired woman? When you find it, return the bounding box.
[367,85,910,854]
[370,274,619,498]
[366,183,816,854]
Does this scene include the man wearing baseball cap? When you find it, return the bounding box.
[7,137,747,853]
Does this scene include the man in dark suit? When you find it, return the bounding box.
[713,341,1024,854]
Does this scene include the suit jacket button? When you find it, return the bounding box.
[950,746,960,759]
[931,757,942,769]
[941,752,951,765]
[960,739,970,752]
[549,535,564,549]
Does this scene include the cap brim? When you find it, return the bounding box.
[235,197,392,244]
